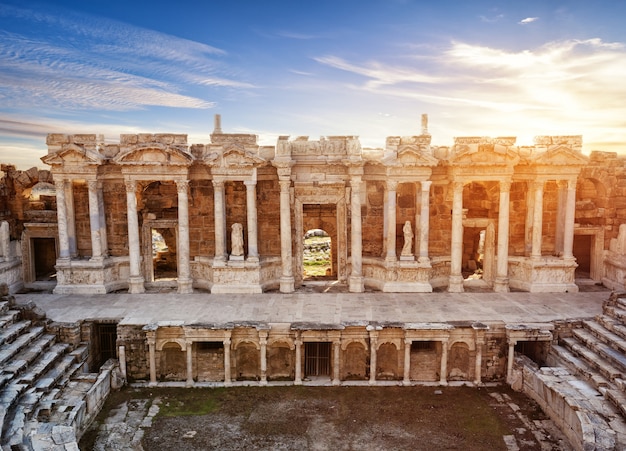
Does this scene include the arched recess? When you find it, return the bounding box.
[267,341,295,381]
[341,341,368,380]
[235,342,260,381]
[376,342,400,380]
[159,342,185,381]
[448,342,471,381]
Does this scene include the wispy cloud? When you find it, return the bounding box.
[519,17,539,25]
[480,14,504,23]
[0,4,250,112]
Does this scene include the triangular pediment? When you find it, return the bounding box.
[531,145,588,166]
[394,145,438,167]
[41,144,103,167]
[205,145,266,168]
[451,143,519,166]
[113,144,192,166]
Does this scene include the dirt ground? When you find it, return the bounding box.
[82,385,570,451]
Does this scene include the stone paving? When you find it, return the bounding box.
[15,285,608,328]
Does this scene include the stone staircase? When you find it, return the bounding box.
[545,292,626,447]
[0,297,117,450]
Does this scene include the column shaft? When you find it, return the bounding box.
[279,180,295,292]
[440,340,448,385]
[506,341,515,383]
[97,182,108,256]
[349,177,364,292]
[148,340,157,386]
[385,180,398,261]
[563,179,577,259]
[177,180,192,293]
[495,181,511,292]
[87,180,103,260]
[125,180,144,293]
[332,341,341,386]
[403,339,411,385]
[449,181,464,292]
[65,181,77,257]
[418,181,432,264]
[54,180,71,260]
[186,342,194,386]
[259,331,268,385]
[224,332,232,386]
[474,340,483,385]
[213,181,226,262]
[245,181,259,261]
[531,182,544,259]
[294,335,302,385]
[369,332,378,385]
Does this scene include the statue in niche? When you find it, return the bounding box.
[401,221,413,257]
[231,223,244,256]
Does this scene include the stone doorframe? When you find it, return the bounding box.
[21,223,58,285]
[461,218,496,287]
[574,225,604,282]
[294,183,348,286]
[141,219,178,284]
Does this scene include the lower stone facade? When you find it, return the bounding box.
[113,320,540,386]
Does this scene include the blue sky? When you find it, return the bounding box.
[1,0,626,169]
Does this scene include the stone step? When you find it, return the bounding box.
[16,344,69,386]
[550,344,612,390]
[0,301,8,315]
[0,382,28,439]
[34,354,79,392]
[616,297,626,311]
[0,310,19,329]
[597,315,626,343]
[1,334,57,375]
[561,336,623,381]
[0,320,31,347]
[604,305,626,323]
[583,320,626,354]
[573,328,626,374]
[607,388,626,420]
[0,326,46,368]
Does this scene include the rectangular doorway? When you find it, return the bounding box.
[305,342,331,377]
[33,237,56,281]
[93,322,117,371]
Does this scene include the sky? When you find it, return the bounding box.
[1,0,626,169]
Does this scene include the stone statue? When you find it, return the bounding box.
[231,223,244,256]
[401,221,413,256]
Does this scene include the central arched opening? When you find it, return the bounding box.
[152,228,177,281]
[303,228,332,279]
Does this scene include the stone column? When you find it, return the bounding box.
[97,181,108,256]
[563,179,577,260]
[524,183,535,257]
[494,181,511,292]
[403,338,412,386]
[259,330,268,386]
[87,180,103,261]
[531,181,544,259]
[474,339,483,385]
[125,180,145,294]
[118,345,127,380]
[506,340,515,383]
[449,181,464,292]
[279,180,295,292]
[54,179,71,260]
[440,339,448,385]
[294,333,302,385]
[147,334,157,387]
[65,180,77,258]
[418,181,432,264]
[186,341,194,387]
[223,331,232,386]
[176,180,193,293]
[332,341,341,386]
[369,330,378,385]
[555,181,567,256]
[385,180,398,262]
[244,180,259,262]
[213,180,226,262]
[349,176,364,292]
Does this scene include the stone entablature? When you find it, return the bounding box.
[37,114,606,295]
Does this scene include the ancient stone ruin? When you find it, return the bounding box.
[2,115,626,448]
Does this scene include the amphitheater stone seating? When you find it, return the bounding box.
[0,296,118,450]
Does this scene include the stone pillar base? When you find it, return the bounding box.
[280,276,295,293]
[349,275,364,293]
[177,278,193,294]
[448,275,464,293]
[494,277,510,293]
[128,276,145,294]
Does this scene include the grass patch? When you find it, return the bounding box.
[155,387,221,417]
